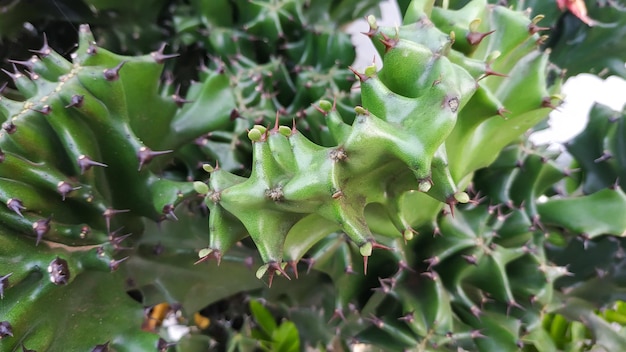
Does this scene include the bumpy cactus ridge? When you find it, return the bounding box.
[0,24,206,350]
[198,0,561,281]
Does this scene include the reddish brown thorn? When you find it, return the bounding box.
[496,107,510,119]
[396,260,415,275]
[470,305,482,319]
[103,61,126,81]
[32,217,51,245]
[102,208,130,233]
[162,204,178,221]
[78,155,107,174]
[86,43,97,55]
[470,329,486,339]
[30,33,51,57]
[288,260,299,279]
[379,33,398,52]
[2,121,16,134]
[373,277,396,294]
[506,300,525,316]
[466,30,495,46]
[109,256,129,271]
[65,94,84,108]
[482,67,508,79]
[8,58,35,70]
[398,311,414,323]
[32,104,52,115]
[172,85,193,107]
[345,264,357,275]
[462,254,478,265]
[57,181,80,200]
[366,314,385,329]
[91,341,110,352]
[348,66,368,82]
[194,250,222,265]
[151,43,179,64]
[157,338,175,352]
[541,96,558,109]
[2,64,21,81]
[362,256,369,276]
[137,146,173,171]
[329,308,346,323]
[528,23,550,35]
[266,262,291,288]
[273,110,280,131]
[610,178,621,190]
[421,271,438,280]
[594,151,612,163]
[109,232,133,250]
[1,272,12,299]
[7,198,26,217]
[229,108,240,120]
[424,256,440,270]
[301,258,315,274]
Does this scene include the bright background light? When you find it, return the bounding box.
[347,0,626,150]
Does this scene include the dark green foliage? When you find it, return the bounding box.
[1,0,626,351]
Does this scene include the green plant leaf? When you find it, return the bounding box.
[250,300,277,337]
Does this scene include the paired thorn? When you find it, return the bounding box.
[348,66,368,82]
[109,231,133,250]
[172,85,193,107]
[506,300,525,316]
[78,155,107,174]
[109,256,129,271]
[7,58,35,70]
[103,61,126,81]
[195,249,222,266]
[398,311,414,323]
[2,64,22,81]
[102,208,130,233]
[161,204,178,221]
[379,33,398,53]
[32,217,51,245]
[7,198,26,217]
[151,43,179,64]
[287,260,299,279]
[30,33,51,57]
[57,181,81,200]
[137,146,173,171]
[266,262,291,288]
[328,308,346,323]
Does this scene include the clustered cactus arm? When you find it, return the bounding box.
[2,0,626,351]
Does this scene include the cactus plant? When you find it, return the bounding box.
[1,0,626,351]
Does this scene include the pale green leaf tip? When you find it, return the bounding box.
[193,181,210,195]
